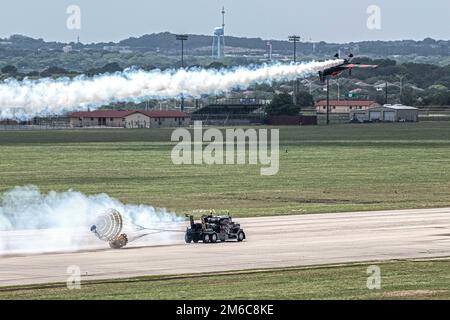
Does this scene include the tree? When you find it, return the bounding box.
[206,62,227,69]
[423,85,450,106]
[40,66,69,77]
[400,87,417,106]
[86,62,122,76]
[295,91,314,107]
[1,65,18,75]
[265,93,300,116]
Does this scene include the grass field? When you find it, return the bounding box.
[1,259,449,300]
[1,122,450,217]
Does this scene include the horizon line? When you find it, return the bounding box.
[1,32,448,46]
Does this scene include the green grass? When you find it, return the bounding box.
[1,122,450,217]
[0,122,450,216]
[1,259,449,300]
[1,123,449,300]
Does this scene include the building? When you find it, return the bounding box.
[102,46,132,54]
[0,119,19,125]
[62,45,73,53]
[350,104,419,122]
[69,110,191,128]
[191,98,265,125]
[316,100,380,114]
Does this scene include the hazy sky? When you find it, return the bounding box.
[0,0,449,43]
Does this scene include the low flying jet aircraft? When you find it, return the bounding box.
[319,53,378,83]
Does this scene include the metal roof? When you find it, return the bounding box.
[70,110,135,118]
[382,104,418,110]
[316,100,377,107]
[141,110,190,118]
[70,110,190,118]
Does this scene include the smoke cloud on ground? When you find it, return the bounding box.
[0,186,182,255]
[0,60,342,120]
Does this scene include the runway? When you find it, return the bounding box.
[1,207,450,287]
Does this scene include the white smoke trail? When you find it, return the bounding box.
[0,60,342,120]
[0,185,183,255]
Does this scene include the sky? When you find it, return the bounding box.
[0,0,449,44]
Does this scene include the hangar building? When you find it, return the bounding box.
[350,104,419,122]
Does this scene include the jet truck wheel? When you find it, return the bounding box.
[211,233,218,243]
[185,233,192,243]
[203,234,210,243]
[237,231,245,242]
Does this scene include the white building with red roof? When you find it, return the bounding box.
[315,100,380,114]
[69,110,191,128]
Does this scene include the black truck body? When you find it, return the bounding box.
[185,214,246,243]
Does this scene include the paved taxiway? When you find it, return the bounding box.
[1,207,450,286]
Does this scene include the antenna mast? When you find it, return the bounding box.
[222,6,225,29]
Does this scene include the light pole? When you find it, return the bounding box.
[176,34,188,111]
[288,35,300,62]
[176,34,188,68]
[288,35,301,105]
[326,77,330,125]
[336,78,341,101]
[385,80,388,105]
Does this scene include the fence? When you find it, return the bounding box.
[317,113,350,125]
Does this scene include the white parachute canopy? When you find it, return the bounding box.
[90,209,124,241]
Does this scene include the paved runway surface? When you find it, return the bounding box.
[1,207,450,287]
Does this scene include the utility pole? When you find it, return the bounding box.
[385,80,388,105]
[176,34,188,111]
[288,35,301,105]
[336,79,340,101]
[326,77,330,125]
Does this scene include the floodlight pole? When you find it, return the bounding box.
[181,39,184,67]
[288,35,301,105]
[176,34,188,68]
[176,34,189,111]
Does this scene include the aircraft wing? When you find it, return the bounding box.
[345,64,378,69]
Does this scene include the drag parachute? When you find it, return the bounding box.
[90,209,124,241]
[90,208,185,249]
